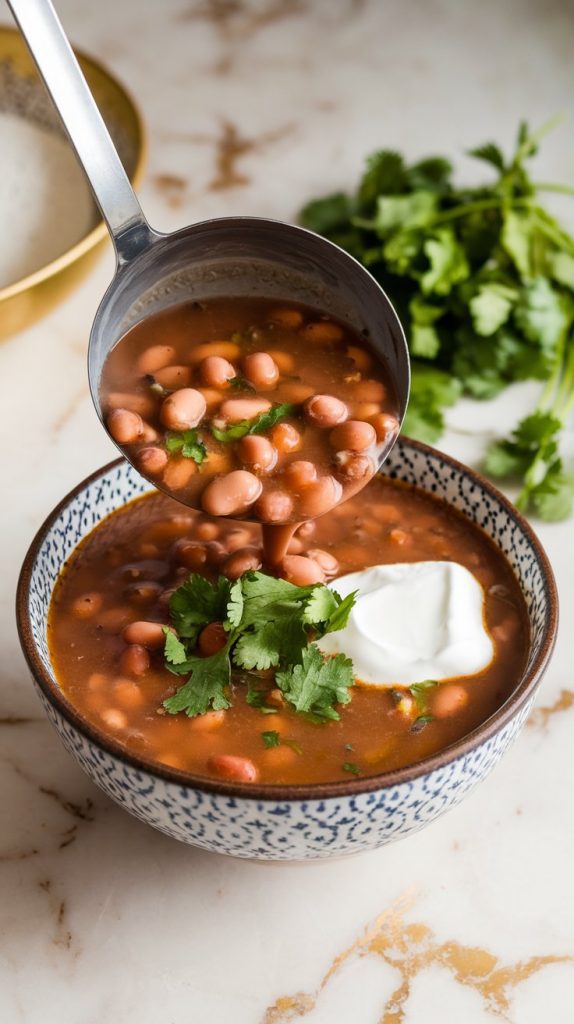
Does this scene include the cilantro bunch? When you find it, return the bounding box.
[162,571,356,722]
[300,120,574,520]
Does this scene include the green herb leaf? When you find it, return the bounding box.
[468,142,506,172]
[409,680,439,714]
[211,403,295,443]
[342,761,362,776]
[169,574,231,642]
[163,644,232,717]
[469,283,517,336]
[165,430,207,464]
[261,730,280,749]
[229,375,256,393]
[276,644,354,721]
[245,681,278,714]
[421,229,469,296]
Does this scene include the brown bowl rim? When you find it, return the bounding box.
[0,25,146,303]
[16,439,558,802]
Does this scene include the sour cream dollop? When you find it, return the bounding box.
[318,561,494,686]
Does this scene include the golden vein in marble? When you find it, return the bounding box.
[263,893,574,1023]
[527,689,574,730]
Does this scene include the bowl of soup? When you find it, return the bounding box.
[17,435,557,860]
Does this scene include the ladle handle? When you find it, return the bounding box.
[6,0,158,264]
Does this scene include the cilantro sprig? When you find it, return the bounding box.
[300,119,574,520]
[211,403,295,443]
[165,429,207,464]
[162,571,357,720]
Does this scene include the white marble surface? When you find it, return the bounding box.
[2,1,574,1021]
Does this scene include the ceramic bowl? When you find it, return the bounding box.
[17,440,557,860]
[0,26,145,341]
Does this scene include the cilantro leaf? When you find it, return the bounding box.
[233,613,308,671]
[342,762,362,776]
[300,192,355,234]
[469,283,517,336]
[374,191,437,235]
[165,430,207,464]
[225,578,244,629]
[163,645,232,717]
[409,680,438,713]
[276,644,354,721]
[261,730,280,749]
[169,574,231,641]
[211,403,295,443]
[163,628,187,667]
[245,681,278,714]
[229,375,256,393]
[402,364,462,442]
[514,278,571,354]
[468,142,506,172]
[421,229,469,296]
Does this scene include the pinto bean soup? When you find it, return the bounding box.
[48,475,529,786]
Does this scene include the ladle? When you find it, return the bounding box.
[7,0,410,558]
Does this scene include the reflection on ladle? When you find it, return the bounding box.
[7,0,410,571]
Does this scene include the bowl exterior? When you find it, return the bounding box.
[33,680,532,859]
[19,446,554,859]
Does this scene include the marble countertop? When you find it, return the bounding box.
[1,0,574,1020]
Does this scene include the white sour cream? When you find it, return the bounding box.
[318,561,494,686]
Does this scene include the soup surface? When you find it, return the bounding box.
[100,298,399,541]
[48,476,529,786]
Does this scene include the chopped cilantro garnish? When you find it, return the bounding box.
[411,714,433,733]
[342,762,362,776]
[261,730,281,749]
[229,375,256,393]
[162,571,357,720]
[409,680,438,714]
[211,403,295,443]
[165,429,207,464]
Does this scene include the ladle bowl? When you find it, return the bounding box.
[8,0,410,508]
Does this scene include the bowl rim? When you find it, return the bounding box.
[0,25,146,302]
[16,439,558,801]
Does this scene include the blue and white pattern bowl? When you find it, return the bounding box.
[17,439,557,860]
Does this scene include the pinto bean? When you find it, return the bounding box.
[177,541,208,571]
[432,684,469,718]
[283,460,318,489]
[270,422,302,453]
[262,745,297,768]
[219,397,271,423]
[255,489,294,523]
[370,412,400,443]
[281,554,325,586]
[238,435,277,473]
[195,521,220,541]
[106,392,155,418]
[222,546,262,580]
[191,710,226,732]
[120,644,150,677]
[286,535,304,554]
[202,449,233,476]
[160,388,206,430]
[154,365,193,389]
[304,394,348,428]
[122,620,166,649]
[137,344,177,375]
[136,446,168,476]
[206,541,227,565]
[123,580,163,607]
[200,355,236,388]
[330,420,376,452]
[266,349,295,373]
[334,451,376,481]
[107,408,145,445]
[354,402,381,420]
[226,528,253,552]
[188,341,241,364]
[302,321,344,344]
[198,622,228,657]
[71,592,103,619]
[207,754,258,783]
[198,387,224,411]
[268,307,304,329]
[202,470,263,516]
[296,520,316,540]
[306,548,340,576]
[162,456,197,491]
[141,422,159,443]
[100,708,128,730]
[346,345,373,372]
[243,352,279,390]
[297,475,342,518]
[352,379,386,403]
[114,680,145,709]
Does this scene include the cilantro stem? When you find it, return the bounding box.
[534,182,574,197]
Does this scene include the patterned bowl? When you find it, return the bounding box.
[16,440,557,860]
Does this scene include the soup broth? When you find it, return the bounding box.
[48,476,529,786]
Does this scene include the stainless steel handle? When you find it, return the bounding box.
[6,0,158,264]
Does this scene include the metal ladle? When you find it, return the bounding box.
[7,0,410,514]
